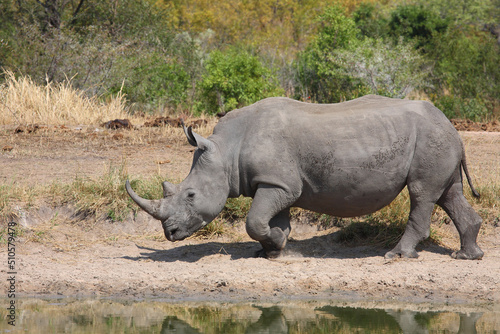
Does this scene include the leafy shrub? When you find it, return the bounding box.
[434,96,489,121]
[116,58,190,113]
[294,5,361,102]
[352,2,388,39]
[430,28,500,102]
[1,0,498,121]
[333,38,430,98]
[199,48,282,115]
[388,4,449,51]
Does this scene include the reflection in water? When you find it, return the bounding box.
[161,316,201,334]
[0,299,498,334]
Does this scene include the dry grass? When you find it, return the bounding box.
[0,181,46,223]
[0,70,129,125]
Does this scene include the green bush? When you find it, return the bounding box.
[333,38,430,98]
[294,5,361,103]
[388,4,449,51]
[199,48,283,115]
[430,28,500,101]
[116,58,190,113]
[434,96,489,121]
[352,2,388,39]
[1,0,498,121]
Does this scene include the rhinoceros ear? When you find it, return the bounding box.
[181,119,215,152]
[181,119,197,146]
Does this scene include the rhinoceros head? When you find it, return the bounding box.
[126,123,229,241]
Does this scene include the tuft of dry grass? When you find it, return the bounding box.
[53,162,133,222]
[0,70,129,126]
[0,182,42,222]
[192,219,230,239]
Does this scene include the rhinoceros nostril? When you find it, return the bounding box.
[164,226,178,240]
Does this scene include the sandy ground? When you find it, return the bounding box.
[1,124,499,305]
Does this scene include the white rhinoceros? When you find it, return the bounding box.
[126,95,484,260]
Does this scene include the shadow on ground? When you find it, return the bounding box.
[122,231,454,263]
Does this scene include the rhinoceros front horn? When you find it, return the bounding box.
[125,180,168,221]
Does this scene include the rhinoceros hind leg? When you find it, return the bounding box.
[385,189,436,259]
[438,183,483,260]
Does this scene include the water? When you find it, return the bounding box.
[1,299,499,333]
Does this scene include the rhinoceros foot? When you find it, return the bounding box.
[384,249,419,260]
[451,247,484,260]
[254,248,282,259]
[254,227,287,259]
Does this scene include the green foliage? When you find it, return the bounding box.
[421,0,500,26]
[333,38,431,98]
[0,0,177,104]
[430,28,500,101]
[116,57,190,112]
[388,4,449,50]
[314,5,360,57]
[199,48,283,115]
[294,5,362,102]
[434,96,489,121]
[0,1,16,69]
[352,2,388,39]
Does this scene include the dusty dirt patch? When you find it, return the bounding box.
[1,123,499,304]
[451,119,500,132]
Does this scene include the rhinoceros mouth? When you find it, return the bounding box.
[162,218,207,241]
[162,221,190,242]
[162,221,179,241]
[165,229,190,242]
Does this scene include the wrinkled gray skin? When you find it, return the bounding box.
[126,95,484,260]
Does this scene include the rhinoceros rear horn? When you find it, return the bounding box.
[162,181,176,197]
[125,180,168,221]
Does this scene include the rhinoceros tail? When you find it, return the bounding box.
[461,143,480,198]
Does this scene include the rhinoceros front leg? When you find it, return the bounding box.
[245,184,295,259]
[253,209,291,259]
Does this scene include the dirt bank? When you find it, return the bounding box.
[14,220,500,304]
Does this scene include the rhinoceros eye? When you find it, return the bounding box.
[187,191,196,199]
